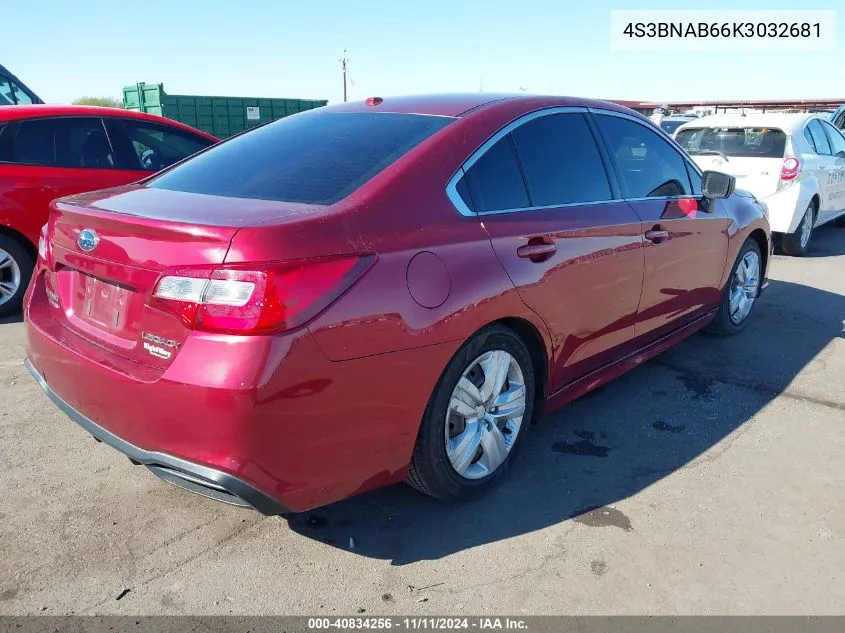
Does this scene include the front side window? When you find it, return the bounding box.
[109,118,214,171]
[150,112,452,205]
[510,113,611,206]
[806,120,831,155]
[596,114,692,198]
[0,117,114,168]
[462,136,529,212]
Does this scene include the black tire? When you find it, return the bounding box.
[706,238,763,336]
[780,201,815,256]
[0,235,34,318]
[407,324,536,501]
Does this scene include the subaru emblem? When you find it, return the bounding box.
[77,229,99,252]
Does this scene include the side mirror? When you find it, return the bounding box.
[701,170,736,199]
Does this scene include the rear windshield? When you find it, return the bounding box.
[675,126,787,159]
[149,112,453,205]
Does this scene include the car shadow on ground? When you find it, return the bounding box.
[0,314,22,325]
[803,224,845,257]
[287,276,844,565]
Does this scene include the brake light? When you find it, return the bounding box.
[150,255,373,335]
[780,157,800,181]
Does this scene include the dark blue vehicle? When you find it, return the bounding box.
[0,65,42,105]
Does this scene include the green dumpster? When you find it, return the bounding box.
[123,82,328,139]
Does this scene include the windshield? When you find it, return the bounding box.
[675,126,787,159]
[149,112,453,205]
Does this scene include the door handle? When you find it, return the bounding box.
[517,241,556,262]
[645,228,669,243]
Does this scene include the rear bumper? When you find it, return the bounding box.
[24,268,458,512]
[25,359,288,515]
[761,184,812,235]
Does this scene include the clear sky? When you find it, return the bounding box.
[5,0,844,105]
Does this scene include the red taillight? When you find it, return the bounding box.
[150,255,373,335]
[780,157,800,181]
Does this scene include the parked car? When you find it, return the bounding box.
[831,104,845,131]
[24,94,771,514]
[0,65,42,106]
[0,105,218,315]
[659,114,698,136]
[675,113,845,255]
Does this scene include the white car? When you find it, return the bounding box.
[675,113,845,255]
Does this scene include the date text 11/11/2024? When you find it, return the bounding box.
[307,617,529,630]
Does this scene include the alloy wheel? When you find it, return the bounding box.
[728,250,761,325]
[0,248,22,307]
[445,350,526,479]
[799,207,814,250]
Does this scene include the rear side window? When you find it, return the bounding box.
[804,126,818,152]
[9,81,34,105]
[510,113,611,206]
[462,136,529,212]
[596,115,692,198]
[806,120,832,155]
[107,118,214,171]
[820,121,845,156]
[0,77,14,105]
[0,75,34,105]
[149,112,453,205]
[0,117,115,168]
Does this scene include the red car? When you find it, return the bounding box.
[0,105,218,316]
[24,94,771,514]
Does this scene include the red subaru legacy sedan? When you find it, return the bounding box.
[24,94,771,514]
[0,105,218,316]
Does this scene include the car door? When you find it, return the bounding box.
[0,116,139,245]
[453,109,645,390]
[804,119,838,219]
[103,117,215,174]
[592,111,730,344]
[818,120,845,221]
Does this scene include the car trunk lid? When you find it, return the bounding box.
[42,186,317,370]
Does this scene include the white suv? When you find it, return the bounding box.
[675,113,845,255]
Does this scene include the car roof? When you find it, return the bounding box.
[313,93,641,118]
[675,112,820,133]
[0,104,218,140]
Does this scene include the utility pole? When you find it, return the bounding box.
[340,50,349,103]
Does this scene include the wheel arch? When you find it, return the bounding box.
[485,316,550,424]
[0,224,36,262]
[747,227,769,279]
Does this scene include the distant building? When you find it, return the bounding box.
[608,98,845,116]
